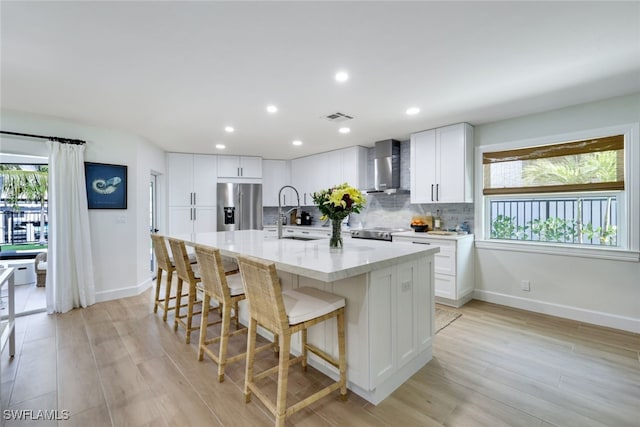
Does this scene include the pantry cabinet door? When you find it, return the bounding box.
[436,124,466,203]
[168,153,194,207]
[193,155,218,206]
[410,130,436,204]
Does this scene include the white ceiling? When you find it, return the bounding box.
[2,1,639,160]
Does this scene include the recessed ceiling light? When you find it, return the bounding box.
[215,144,226,149]
[335,71,349,82]
[266,105,278,113]
[292,140,303,146]
[339,127,351,134]
[224,126,235,133]
[406,107,420,116]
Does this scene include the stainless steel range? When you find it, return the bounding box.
[350,227,410,241]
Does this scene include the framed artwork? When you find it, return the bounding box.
[84,162,127,209]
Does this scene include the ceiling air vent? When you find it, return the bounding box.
[324,112,354,122]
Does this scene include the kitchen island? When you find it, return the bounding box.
[173,230,439,404]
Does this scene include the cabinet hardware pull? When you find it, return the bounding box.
[411,241,431,245]
[193,193,196,205]
[240,167,243,176]
[436,184,439,201]
[431,185,434,201]
[190,208,193,221]
[193,208,196,221]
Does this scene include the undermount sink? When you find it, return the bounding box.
[281,236,322,241]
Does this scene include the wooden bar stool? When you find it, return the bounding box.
[194,244,274,382]
[237,255,347,427]
[167,237,205,344]
[150,234,194,321]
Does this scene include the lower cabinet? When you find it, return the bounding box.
[393,233,474,307]
[368,259,432,388]
[239,255,435,404]
[168,206,217,237]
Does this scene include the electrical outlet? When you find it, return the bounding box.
[520,280,530,292]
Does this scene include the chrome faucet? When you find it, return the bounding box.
[278,185,301,239]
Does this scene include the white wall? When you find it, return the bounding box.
[473,93,640,332]
[0,111,166,301]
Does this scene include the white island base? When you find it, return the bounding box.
[180,231,437,405]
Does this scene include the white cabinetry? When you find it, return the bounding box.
[217,155,262,179]
[291,146,367,205]
[410,123,473,204]
[167,153,218,236]
[368,259,430,388]
[274,256,433,404]
[340,146,367,189]
[262,160,297,207]
[393,233,474,307]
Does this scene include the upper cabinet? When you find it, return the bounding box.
[217,155,262,179]
[410,123,473,204]
[340,146,367,190]
[291,146,367,205]
[262,160,296,207]
[168,153,218,207]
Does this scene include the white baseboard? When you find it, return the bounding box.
[95,277,153,303]
[473,290,640,334]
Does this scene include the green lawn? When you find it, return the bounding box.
[0,243,48,252]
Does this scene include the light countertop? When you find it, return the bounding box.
[172,230,439,282]
[392,231,474,241]
[263,224,331,231]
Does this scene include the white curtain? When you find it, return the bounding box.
[46,141,95,313]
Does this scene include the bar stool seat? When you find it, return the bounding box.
[226,274,245,296]
[238,255,347,427]
[283,287,345,324]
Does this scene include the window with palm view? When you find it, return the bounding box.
[0,164,48,252]
[483,135,624,247]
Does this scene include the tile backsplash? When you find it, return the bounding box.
[263,140,474,232]
[264,195,474,232]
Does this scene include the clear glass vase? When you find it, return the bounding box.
[330,218,343,248]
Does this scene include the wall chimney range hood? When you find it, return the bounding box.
[366,139,409,194]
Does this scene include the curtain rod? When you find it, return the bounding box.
[0,130,86,145]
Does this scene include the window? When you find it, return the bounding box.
[0,163,49,250]
[477,124,639,258]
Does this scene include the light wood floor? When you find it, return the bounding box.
[1,287,639,426]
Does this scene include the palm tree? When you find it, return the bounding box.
[0,165,49,244]
[521,151,617,244]
[522,151,617,185]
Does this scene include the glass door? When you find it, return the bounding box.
[149,174,158,275]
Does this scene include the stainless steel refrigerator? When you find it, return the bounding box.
[217,183,263,231]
